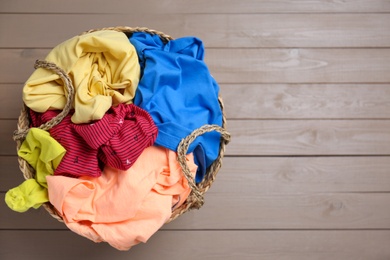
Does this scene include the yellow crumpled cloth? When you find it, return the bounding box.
[5,128,66,212]
[23,30,140,123]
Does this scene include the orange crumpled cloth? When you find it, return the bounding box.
[46,146,197,250]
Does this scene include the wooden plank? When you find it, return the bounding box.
[2,0,390,13]
[2,48,390,84]
[0,84,23,119]
[0,49,41,84]
[0,120,17,156]
[221,84,390,119]
[2,1,389,260]
[207,48,390,84]
[214,156,390,194]
[4,156,390,193]
[0,156,26,191]
[3,156,390,229]
[2,119,390,156]
[191,193,390,230]
[2,14,390,48]
[1,230,390,260]
[228,119,390,156]
[4,83,390,120]
[5,156,390,228]
[2,189,390,229]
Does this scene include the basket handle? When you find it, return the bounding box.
[176,124,231,210]
[13,60,75,141]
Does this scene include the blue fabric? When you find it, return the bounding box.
[129,32,222,183]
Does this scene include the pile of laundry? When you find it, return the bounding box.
[5,30,223,251]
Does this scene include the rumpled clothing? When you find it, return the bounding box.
[29,104,158,178]
[17,128,66,188]
[23,30,140,124]
[5,179,49,213]
[46,146,197,251]
[5,128,66,212]
[129,32,222,183]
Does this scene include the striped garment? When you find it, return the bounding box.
[29,104,158,178]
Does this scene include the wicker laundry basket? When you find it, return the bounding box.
[13,26,231,224]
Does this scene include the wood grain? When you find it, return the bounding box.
[3,155,390,229]
[0,120,17,156]
[216,156,390,194]
[3,190,390,230]
[2,119,390,156]
[227,119,390,156]
[2,14,390,48]
[0,161,390,230]
[1,230,390,260]
[2,0,390,13]
[0,84,23,119]
[2,0,390,258]
[207,48,390,84]
[0,156,26,191]
[4,83,390,120]
[3,156,390,193]
[221,83,390,119]
[3,156,390,230]
[2,48,390,84]
[2,184,390,229]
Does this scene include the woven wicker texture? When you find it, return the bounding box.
[13,26,231,223]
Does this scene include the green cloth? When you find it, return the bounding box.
[5,179,49,213]
[17,128,66,188]
[5,128,66,212]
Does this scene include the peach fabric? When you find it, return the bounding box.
[46,146,197,250]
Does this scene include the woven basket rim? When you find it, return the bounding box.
[14,26,231,223]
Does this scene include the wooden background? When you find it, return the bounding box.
[1,1,390,259]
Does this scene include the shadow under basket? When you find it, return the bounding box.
[13,26,231,225]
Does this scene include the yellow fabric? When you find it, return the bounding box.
[5,179,49,213]
[23,30,140,123]
[17,128,66,188]
[5,128,66,212]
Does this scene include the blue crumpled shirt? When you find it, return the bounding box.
[129,32,223,183]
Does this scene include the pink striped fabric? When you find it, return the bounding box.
[29,104,158,178]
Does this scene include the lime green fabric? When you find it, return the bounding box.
[17,128,66,188]
[5,179,49,213]
[5,128,66,212]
